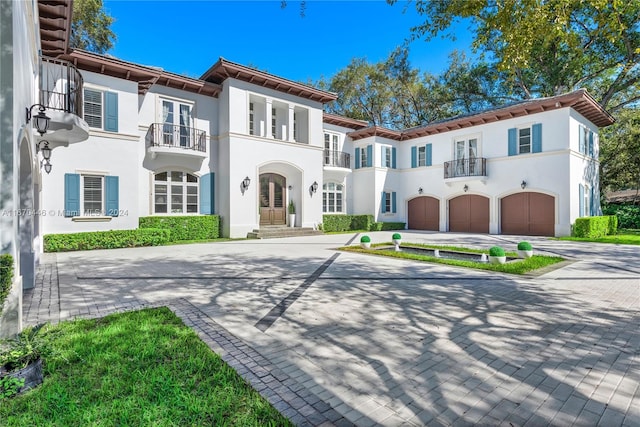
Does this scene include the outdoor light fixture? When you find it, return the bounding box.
[463,184,469,192]
[288,185,293,191]
[521,180,527,190]
[309,181,318,196]
[26,104,50,136]
[43,160,52,174]
[37,140,51,160]
[418,187,423,194]
[241,176,251,193]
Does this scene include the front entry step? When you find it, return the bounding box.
[247,226,323,239]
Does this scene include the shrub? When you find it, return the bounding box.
[44,229,171,252]
[371,222,406,231]
[288,200,295,214]
[602,204,640,229]
[517,241,532,251]
[392,233,402,240]
[489,246,505,257]
[572,216,617,238]
[360,235,371,243]
[322,215,374,232]
[139,215,220,241]
[0,254,14,317]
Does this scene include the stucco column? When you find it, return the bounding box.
[288,104,295,142]
[265,98,273,139]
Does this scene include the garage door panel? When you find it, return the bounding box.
[408,197,439,231]
[501,192,554,236]
[449,195,489,233]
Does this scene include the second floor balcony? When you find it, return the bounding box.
[444,158,487,180]
[146,123,207,160]
[323,150,351,169]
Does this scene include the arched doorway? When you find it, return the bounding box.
[259,173,286,225]
[408,196,440,231]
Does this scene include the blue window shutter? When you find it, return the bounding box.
[579,127,585,154]
[354,148,360,169]
[588,131,594,157]
[508,128,517,156]
[392,147,397,169]
[426,143,433,166]
[64,173,80,217]
[579,184,584,217]
[411,146,417,168]
[200,173,214,214]
[105,176,119,217]
[532,123,542,153]
[381,191,386,213]
[366,145,373,167]
[392,192,397,213]
[104,91,118,132]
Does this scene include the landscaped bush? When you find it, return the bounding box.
[517,241,532,251]
[489,246,505,257]
[572,216,617,238]
[322,215,374,232]
[139,216,220,241]
[44,229,171,252]
[603,204,639,229]
[0,254,14,317]
[370,222,406,231]
[360,235,371,243]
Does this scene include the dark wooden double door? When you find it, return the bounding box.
[259,173,286,225]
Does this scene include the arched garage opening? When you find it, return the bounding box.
[408,196,439,231]
[501,192,555,236]
[449,195,489,233]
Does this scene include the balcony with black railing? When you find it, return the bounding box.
[323,150,351,169]
[146,123,207,160]
[38,57,89,143]
[444,157,487,179]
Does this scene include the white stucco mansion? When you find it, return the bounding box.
[1,1,615,333]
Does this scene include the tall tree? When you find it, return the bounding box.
[70,0,116,53]
[599,107,640,193]
[389,0,640,111]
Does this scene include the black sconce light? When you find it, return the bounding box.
[463,184,469,192]
[521,180,527,190]
[241,176,251,194]
[309,181,318,196]
[37,141,53,174]
[43,160,52,174]
[418,187,423,194]
[26,104,50,136]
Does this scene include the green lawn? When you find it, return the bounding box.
[558,229,640,245]
[340,243,565,275]
[0,308,292,426]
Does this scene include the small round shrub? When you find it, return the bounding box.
[517,241,532,251]
[360,235,371,243]
[489,246,505,257]
[392,233,402,240]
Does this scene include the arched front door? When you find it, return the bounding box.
[259,173,286,225]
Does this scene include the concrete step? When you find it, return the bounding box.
[247,227,323,239]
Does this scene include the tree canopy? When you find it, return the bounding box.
[388,0,640,112]
[70,0,116,53]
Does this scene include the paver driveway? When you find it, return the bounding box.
[25,232,639,426]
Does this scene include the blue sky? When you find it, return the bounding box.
[104,0,476,84]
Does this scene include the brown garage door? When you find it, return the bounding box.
[501,192,555,236]
[408,196,440,231]
[449,195,489,233]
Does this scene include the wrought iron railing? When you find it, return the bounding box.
[444,158,487,179]
[323,150,351,168]
[40,57,83,117]
[146,123,207,152]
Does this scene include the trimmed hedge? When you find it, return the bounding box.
[139,215,220,241]
[322,215,405,232]
[572,216,618,238]
[602,204,640,229]
[44,229,171,252]
[0,254,13,316]
[370,222,406,231]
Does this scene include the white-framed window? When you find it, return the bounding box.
[153,171,199,214]
[417,146,426,167]
[160,98,193,147]
[249,102,255,135]
[323,182,344,213]
[360,147,368,168]
[84,89,103,129]
[383,146,392,168]
[82,175,103,216]
[519,128,531,154]
[384,192,392,213]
